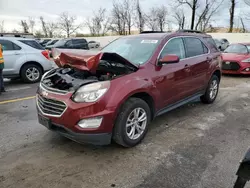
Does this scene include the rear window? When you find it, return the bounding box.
[19,40,44,50]
[73,39,87,44]
[204,37,219,52]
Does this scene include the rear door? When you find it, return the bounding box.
[0,39,24,75]
[155,37,192,107]
[183,37,211,94]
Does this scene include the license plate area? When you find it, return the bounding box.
[38,114,51,129]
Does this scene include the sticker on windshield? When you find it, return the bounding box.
[141,40,158,44]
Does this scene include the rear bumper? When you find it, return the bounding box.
[43,120,112,145]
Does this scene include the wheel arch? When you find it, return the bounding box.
[213,69,221,81]
[19,61,44,76]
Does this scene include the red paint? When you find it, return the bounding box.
[38,33,221,137]
[222,52,250,75]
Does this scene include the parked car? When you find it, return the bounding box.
[36,30,221,147]
[45,38,89,51]
[221,43,250,75]
[88,40,100,48]
[216,38,229,51]
[0,37,53,83]
[39,38,52,47]
[45,39,59,47]
[214,39,223,51]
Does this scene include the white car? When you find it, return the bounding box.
[88,41,100,48]
[0,37,53,83]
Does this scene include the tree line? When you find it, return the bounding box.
[0,0,249,38]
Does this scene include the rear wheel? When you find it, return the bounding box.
[201,75,219,104]
[20,64,43,83]
[113,98,151,147]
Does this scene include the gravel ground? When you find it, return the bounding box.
[0,75,250,188]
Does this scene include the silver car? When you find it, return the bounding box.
[88,40,100,48]
[0,37,53,83]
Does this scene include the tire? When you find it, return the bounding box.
[96,44,100,48]
[201,75,219,104]
[20,64,43,83]
[113,98,151,147]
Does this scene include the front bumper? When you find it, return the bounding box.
[222,69,250,75]
[39,114,112,145]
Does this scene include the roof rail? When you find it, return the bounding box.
[140,31,165,34]
[176,29,205,34]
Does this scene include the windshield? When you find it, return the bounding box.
[54,39,67,46]
[101,37,160,65]
[224,44,249,54]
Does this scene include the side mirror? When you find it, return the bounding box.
[158,54,180,66]
[234,149,250,188]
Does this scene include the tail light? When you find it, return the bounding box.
[41,50,50,60]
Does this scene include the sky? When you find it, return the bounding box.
[0,0,249,34]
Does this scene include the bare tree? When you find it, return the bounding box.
[195,0,224,31]
[145,7,158,31]
[111,1,126,35]
[40,16,48,37]
[177,0,199,30]
[240,17,246,33]
[245,0,250,5]
[20,20,29,33]
[135,0,145,33]
[28,17,35,34]
[123,0,134,35]
[229,0,236,33]
[58,12,81,37]
[86,8,111,36]
[173,9,186,29]
[0,20,4,33]
[47,22,58,38]
[156,6,168,31]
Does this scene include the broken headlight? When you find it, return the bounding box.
[73,81,110,103]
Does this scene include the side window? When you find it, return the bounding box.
[184,37,207,57]
[65,40,73,46]
[203,43,208,53]
[0,40,20,51]
[203,37,219,52]
[160,38,185,59]
[73,39,87,44]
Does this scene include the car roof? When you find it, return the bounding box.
[0,37,36,41]
[120,31,210,40]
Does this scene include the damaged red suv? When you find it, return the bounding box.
[36,30,221,147]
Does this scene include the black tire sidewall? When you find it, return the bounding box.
[114,98,151,147]
[21,64,42,83]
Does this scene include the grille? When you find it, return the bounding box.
[37,94,67,116]
[222,61,240,71]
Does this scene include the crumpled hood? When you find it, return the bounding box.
[52,48,138,73]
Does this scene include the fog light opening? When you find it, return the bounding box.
[77,117,103,129]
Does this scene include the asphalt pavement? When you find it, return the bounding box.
[0,76,250,188]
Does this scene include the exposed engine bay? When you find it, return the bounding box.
[42,56,138,92]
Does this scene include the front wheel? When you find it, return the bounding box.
[113,98,151,147]
[201,75,219,104]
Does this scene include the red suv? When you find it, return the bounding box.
[36,30,221,147]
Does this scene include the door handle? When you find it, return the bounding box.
[14,52,20,55]
[184,64,189,68]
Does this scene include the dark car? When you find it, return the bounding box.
[222,43,250,75]
[45,38,89,51]
[36,30,221,147]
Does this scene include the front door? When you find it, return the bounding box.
[0,39,24,76]
[153,37,192,108]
